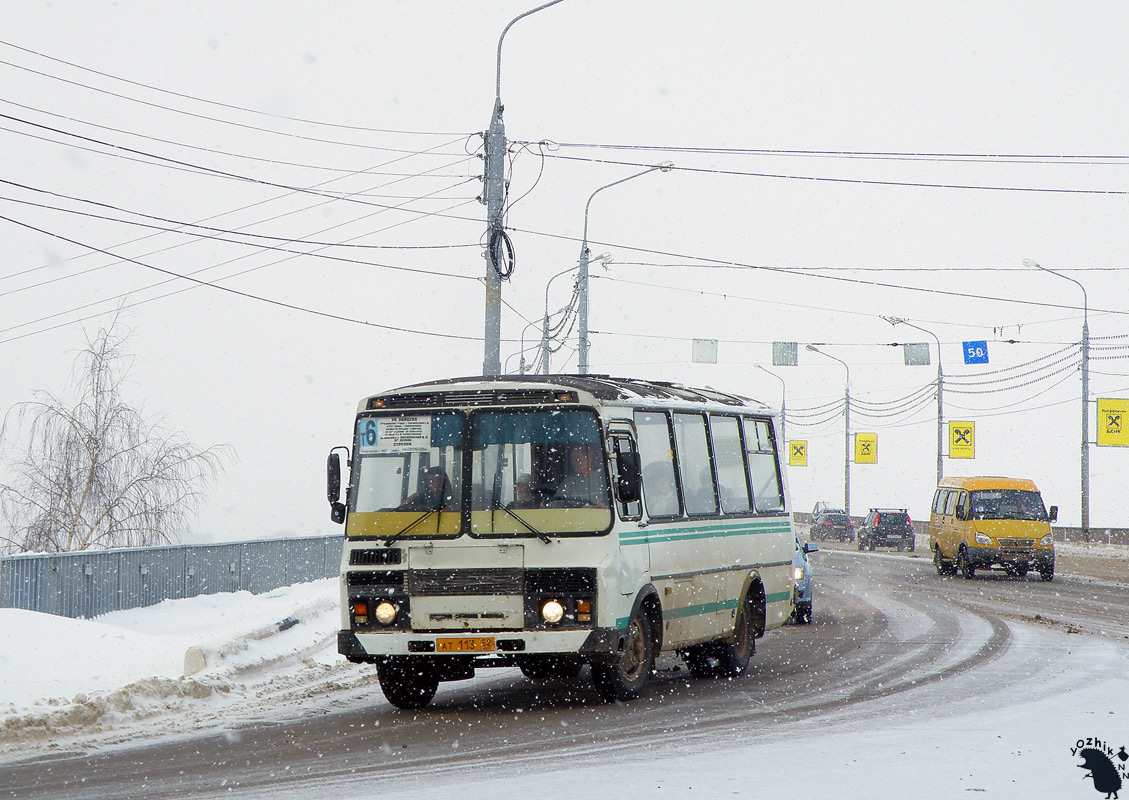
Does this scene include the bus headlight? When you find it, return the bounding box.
[1039,534,1054,547]
[540,599,565,624]
[974,532,992,546]
[374,601,398,625]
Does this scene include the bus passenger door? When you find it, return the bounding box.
[609,426,649,597]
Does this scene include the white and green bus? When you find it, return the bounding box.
[327,375,796,708]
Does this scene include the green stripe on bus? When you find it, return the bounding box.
[619,522,791,546]
[615,591,792,627]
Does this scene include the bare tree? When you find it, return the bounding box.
[0,323,231,554]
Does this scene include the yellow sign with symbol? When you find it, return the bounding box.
[949,421,975,458]
[1097,398,1129,446]
[788,440,807,467]
[854,433,877,464]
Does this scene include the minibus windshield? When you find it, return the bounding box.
[968,489,1048,521]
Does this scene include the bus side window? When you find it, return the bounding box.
[932,490,946,515]
[674,413,718,516]
[742,417,785,513]
[944,490,959,516]
[634,410,681,518]
[709,415,752,514]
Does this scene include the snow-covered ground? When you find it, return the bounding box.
[2,576,1128,799]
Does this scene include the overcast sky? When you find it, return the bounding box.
[2,1,1128,541]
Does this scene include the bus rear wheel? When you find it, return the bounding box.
[377,657,439,710]
[592,608,655,701]
[683,594,759,678]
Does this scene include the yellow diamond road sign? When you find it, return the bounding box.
[1097,398,1129,446]
[788,440,807,467]
[949,421,975,458]
[854,433,877,464]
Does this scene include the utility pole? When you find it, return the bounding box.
[807,345,850,517]
[884,317,944,484]
[576,162,672,373]
[481,1,565,377]
[1025,259,1090,541]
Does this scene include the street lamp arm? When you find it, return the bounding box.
[1024,258,1088,318]
[583,167,662,243]
[495,0,566,101]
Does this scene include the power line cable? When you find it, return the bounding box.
[536,151,1129,197]
[0,43,469,138]
[0,212,500,345]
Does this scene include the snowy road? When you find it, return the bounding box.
[3,549,1127,799]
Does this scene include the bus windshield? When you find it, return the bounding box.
[469,408,612,536]
[968,489,1048,521]
[347,411,465,539]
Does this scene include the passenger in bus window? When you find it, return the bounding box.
[553,444,607,507]
[643,462,679,516]
[513,474,537,508]
[398,466,456,511]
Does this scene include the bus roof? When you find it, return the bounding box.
[937,476,1042,492]
[359,374,775,415]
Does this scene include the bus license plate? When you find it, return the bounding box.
[436,637,495,653]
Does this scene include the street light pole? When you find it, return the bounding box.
[539,265,579,375]
[577,162,672,374]
[755,365,786,443]
[481,0,565,377]
[884,317,944,484]
[1024,258,1090,540]
[807,345,851,516]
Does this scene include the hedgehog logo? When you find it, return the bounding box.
[1078,747,1123,799]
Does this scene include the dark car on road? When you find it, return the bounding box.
[858,508,915,551]
[811,508,854,542]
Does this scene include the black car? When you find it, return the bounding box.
[810,509,854,542]
[857,508,915,551]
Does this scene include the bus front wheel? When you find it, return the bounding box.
[592,608,655,701]
[377,657,439,710]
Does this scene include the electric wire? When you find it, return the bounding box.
[0,46,469,141]
[0,213,501,345]
[534,151,1129,197]
[0,112,485,222]
[529,139,1129,166]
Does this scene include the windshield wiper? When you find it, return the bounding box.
[490,497,551,544]
[384,499,445,547]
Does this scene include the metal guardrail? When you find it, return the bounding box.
[0,536,344,619]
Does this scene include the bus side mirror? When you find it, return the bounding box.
[328,452,341,504]
[328,451,346,525]
[615,451,641,504]
[1048,505,1058,522]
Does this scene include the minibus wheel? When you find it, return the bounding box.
[377,657,439,709]
[957,546,976,579]
[592,607,655,701]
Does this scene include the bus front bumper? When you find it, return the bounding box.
[339,627,626,662]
